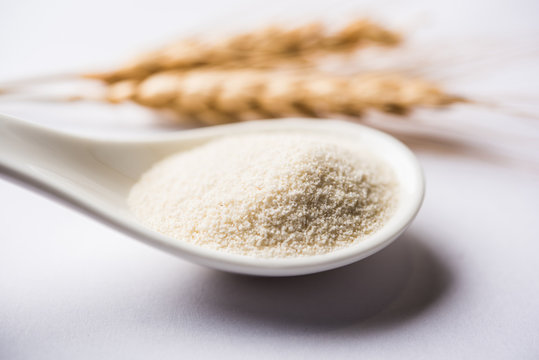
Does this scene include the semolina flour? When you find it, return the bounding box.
[128,134,397,258]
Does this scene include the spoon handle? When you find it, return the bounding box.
[0,114,83,188]
[0,113,136,231]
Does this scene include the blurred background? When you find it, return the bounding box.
[0,0,538,359]
[1,0,538,161]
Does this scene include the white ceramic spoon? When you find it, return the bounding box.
[0,114,424,276]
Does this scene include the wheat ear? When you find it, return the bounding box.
[88,19,401,83]
[106,69,463,124]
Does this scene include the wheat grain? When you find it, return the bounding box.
[89,19,400,83]
[106,69,462,124]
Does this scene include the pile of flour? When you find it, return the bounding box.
[128,134,397,258]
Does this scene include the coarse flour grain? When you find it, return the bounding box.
[128,134,397,258]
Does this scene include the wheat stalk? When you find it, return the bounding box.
[87,19,401,84]
[106,69,463,124]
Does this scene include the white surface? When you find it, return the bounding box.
[1,0,539,359]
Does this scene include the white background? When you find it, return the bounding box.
[1,0,539,359]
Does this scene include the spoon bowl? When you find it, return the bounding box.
[0,114,424,276]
